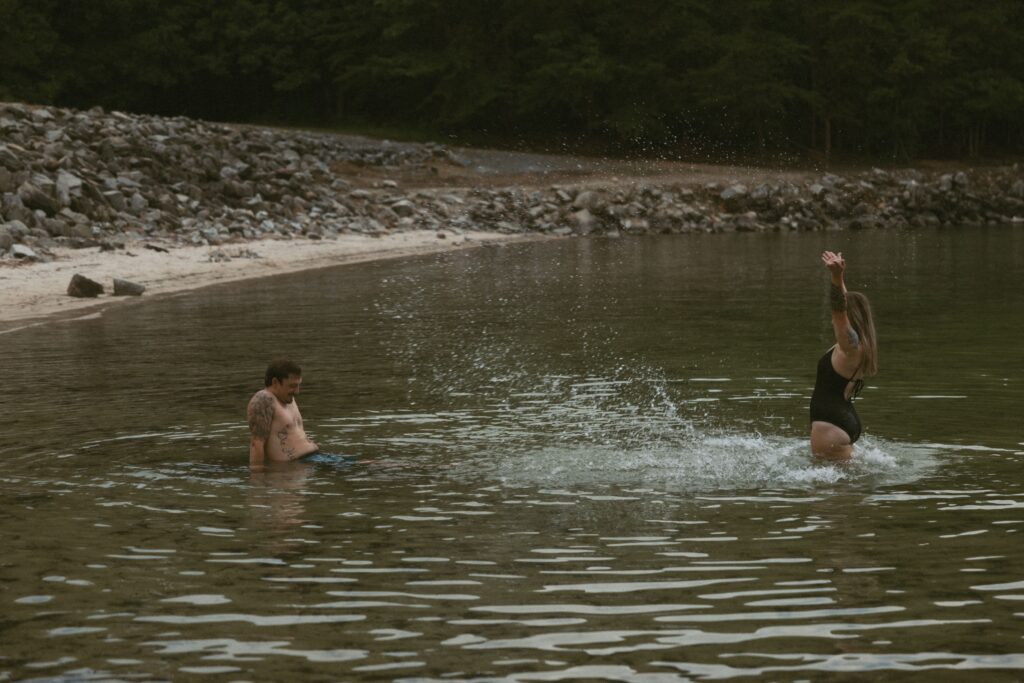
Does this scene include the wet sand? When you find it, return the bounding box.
[0,230,546,334]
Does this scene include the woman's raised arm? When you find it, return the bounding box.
[822,251,860,354]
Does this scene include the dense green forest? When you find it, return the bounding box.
[2,0,1023,161]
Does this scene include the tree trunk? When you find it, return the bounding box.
[968,124,980,158]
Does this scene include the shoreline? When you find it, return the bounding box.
[3,102,1023,336]
[0,230,547,334]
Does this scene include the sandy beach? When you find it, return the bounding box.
[0,230,543,333]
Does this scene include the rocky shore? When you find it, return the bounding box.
[2,101,1024,263]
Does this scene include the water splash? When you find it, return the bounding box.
[319,363,939,492]
[468,432,934,492]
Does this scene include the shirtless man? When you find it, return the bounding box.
[247,358,318,466]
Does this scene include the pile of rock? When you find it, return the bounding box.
[0,102,456,260]
[374,166,1024,238]
[2,102,1023,263]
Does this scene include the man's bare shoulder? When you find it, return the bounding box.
[247,389,277,438]
[247,388,274,408]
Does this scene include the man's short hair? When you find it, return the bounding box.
[265,358,302,386]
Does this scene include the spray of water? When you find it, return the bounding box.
[317,349,938,493]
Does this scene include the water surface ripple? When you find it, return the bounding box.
[2,229,1024,680]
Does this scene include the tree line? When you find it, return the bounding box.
[2,0,1023,161]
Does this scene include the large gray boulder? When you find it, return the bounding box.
[44,215,92,239]
[67,273,104,297]
[18,181,59,216]
[0,167,15,193]
[720,184,749,211]
[390,199,416,217]
[572,190,603,212]
[128,193,148,213]
[11,244,38,259]
[4,219,29,239]
[55,171,83,207]
[721,184,748,201]
[2,194,35,225]
[103,190,127,212]
[569,208,598,234]
[113,278,145,296]
[0,144,24,171]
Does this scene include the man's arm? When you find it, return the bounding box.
[247,392,275,466]
[249,437,266,466]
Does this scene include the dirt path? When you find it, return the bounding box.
[341,144,819,190]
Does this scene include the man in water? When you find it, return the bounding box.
[247,358,318,466]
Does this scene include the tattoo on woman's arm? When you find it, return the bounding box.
[845,326,861,349]
[829,283,847,312]
[248,393,274,440]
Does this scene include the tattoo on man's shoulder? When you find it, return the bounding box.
[845,326,861,349]
[248,392,275,439]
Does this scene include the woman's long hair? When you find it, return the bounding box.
[846,291,878,377]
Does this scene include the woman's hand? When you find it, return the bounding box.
[822,250,845,279]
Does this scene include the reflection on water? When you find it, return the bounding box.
[2,228,1024,680]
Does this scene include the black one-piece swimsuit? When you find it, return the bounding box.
[809,348,862,443]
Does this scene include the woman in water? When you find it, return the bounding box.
[810,251,878,459]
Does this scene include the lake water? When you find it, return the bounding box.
[2,228,1024,681]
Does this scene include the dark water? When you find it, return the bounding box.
[2,228,1024,681]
